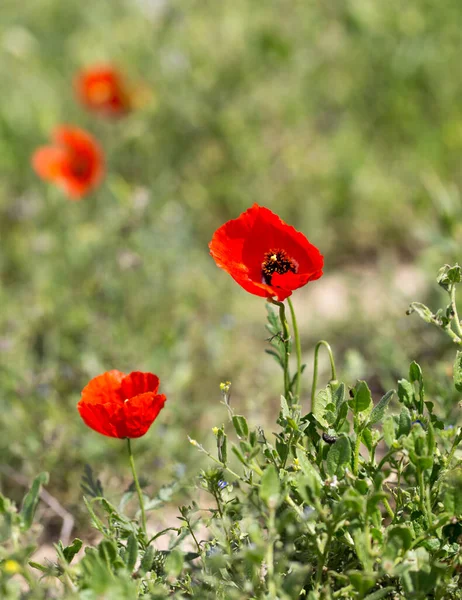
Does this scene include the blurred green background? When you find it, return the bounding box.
[1,0,462,537]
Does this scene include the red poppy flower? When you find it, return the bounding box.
[209,204,323,301]
[32,126,104,199]
[74,66,131,117]
[77,371,166,439]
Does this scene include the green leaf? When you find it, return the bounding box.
[259,465,281,506]
[165,550,183,576]
[326,436,351,477]
[232,415,249,439]
[280,395,291,419]
[440,468,462,516]
[83,496,106,533]
[364,588,396,600]
[437,264,462,290]
[20,472,49,531]
[348,381,372,414]
[98,539,118,565]
[217,429,227,464]
[369,390,394,425]
[313,386,332,428]
[231,446,247,465]
[295,448,322,489]
[62,538,83,564]
[398,379,414,408]
[348,570,376,596]
[383,415,396,447]
[453,351,462,392]
[407,302,434,324]
[140,546,155,574]
[265,349,283,367]
[409,361,423,385]
[397,407,411,437]
[124,533,138,572]
[333,383,346,409]
[362,428,373,452]
[385,525,413,556]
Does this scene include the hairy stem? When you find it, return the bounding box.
[311,340,337,413]
[270,299,291,401]
[450,285,462,339]
[287,297,302,401]
[127,438,147,537]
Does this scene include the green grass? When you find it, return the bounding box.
[1,0,462,521]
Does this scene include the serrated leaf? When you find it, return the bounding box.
[20,472,49,531]
[259,465,281,506]
[83,496,106,533]
[81,464,104,499]
[369,390,394,425]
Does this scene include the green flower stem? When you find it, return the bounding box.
[353,428,361,476]
[383,497,395,520]
[287,297,302,401]
[270,299,291,401]
[188,437,245,482]
[314,526,333,591]
[311,340,337,413]
[450,285,462,339]
[127,438,147,537]
[417,468,432,528]
[266,504,277,599]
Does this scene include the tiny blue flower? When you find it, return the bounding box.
[218,480,228,490]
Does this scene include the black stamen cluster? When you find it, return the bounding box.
[261,249,297,284]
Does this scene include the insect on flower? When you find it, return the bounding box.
[77,370,166,439]
[209,204,323,301]
[32,126,104,199]
[74,65,132,117]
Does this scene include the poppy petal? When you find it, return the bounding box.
[80,370,125,406]
[78,401,119,438]
[32,146,67,181]
[121,371,160,399]
[119,393,166,438]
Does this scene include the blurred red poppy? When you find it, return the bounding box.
[74,66,131,116]
[78,370,166,439]
[32,126,104,199]
[209,204,323,301]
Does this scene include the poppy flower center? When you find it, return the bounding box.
[70,156,91,180]
[88,81,113,104]
[261,249,297,284]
